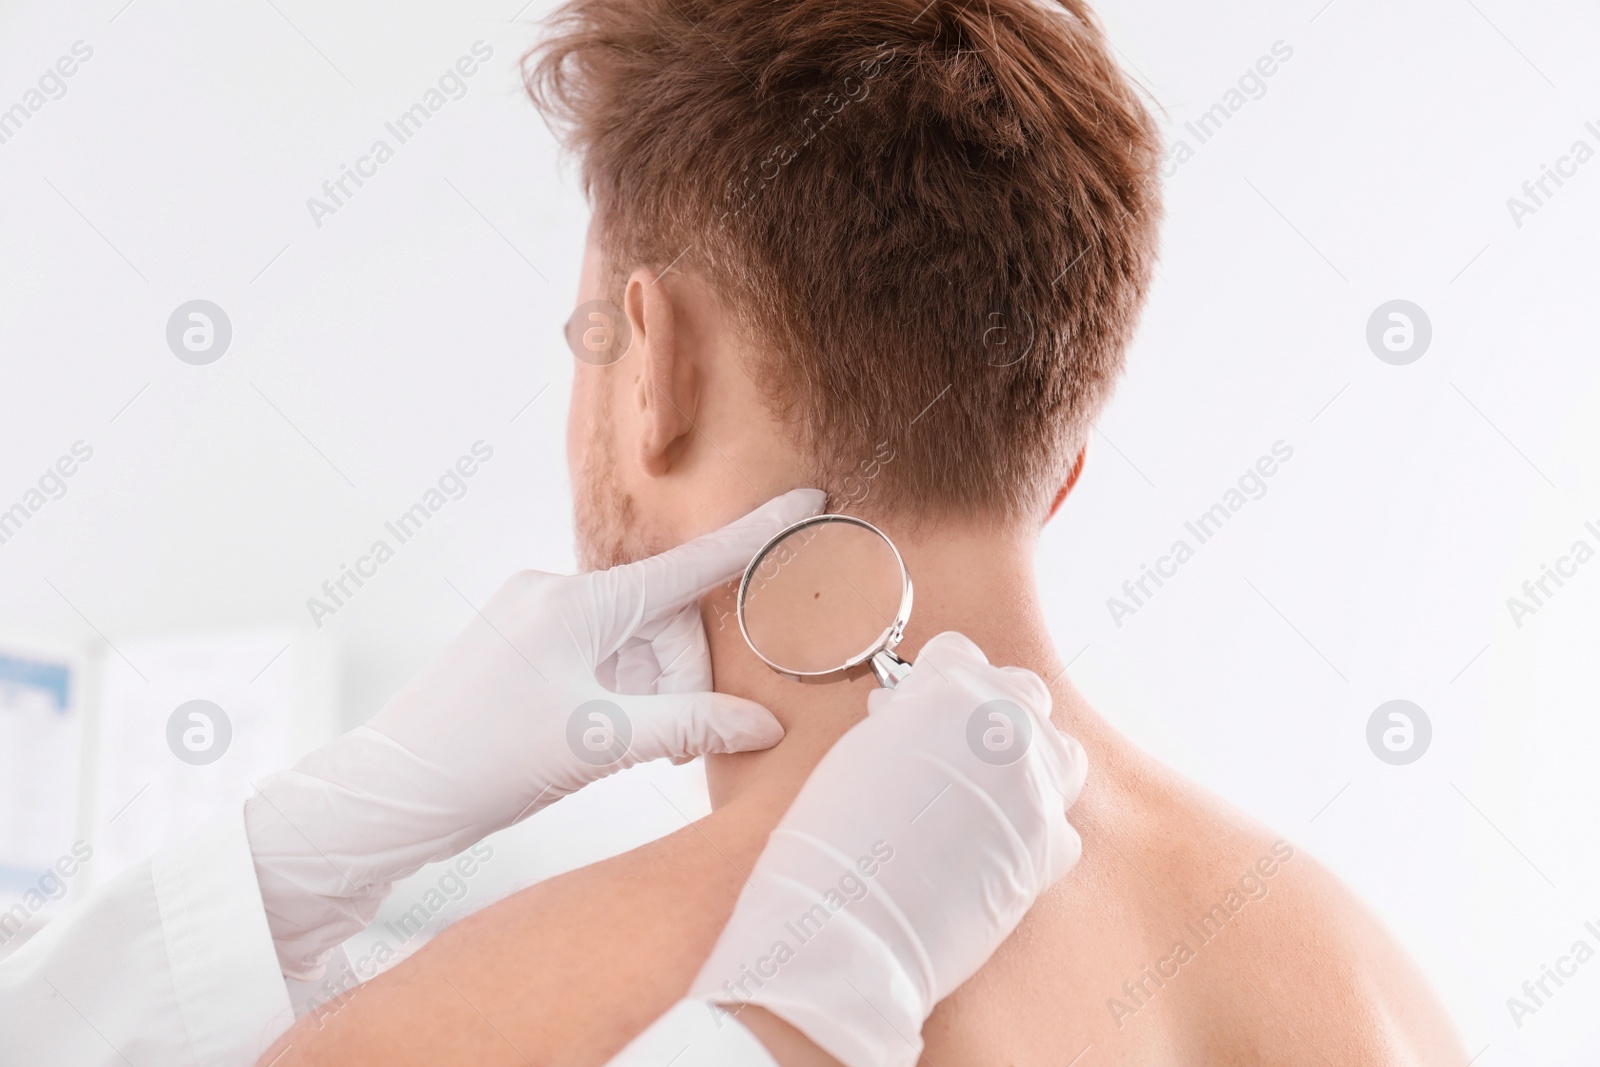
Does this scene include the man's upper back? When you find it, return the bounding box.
[272,716,1463,1066]
[923,741,1464,1064]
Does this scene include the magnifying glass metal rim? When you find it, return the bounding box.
[736,513,914,686]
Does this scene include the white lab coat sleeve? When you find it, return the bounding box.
[605,998,780,1067]
[0,806,293,1067]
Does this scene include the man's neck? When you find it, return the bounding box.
[699,517,1093,811]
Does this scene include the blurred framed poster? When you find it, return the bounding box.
[0,643,84,923]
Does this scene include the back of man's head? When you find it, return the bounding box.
[527,0,1161,523]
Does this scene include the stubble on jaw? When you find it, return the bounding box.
[573,397,683,572]
[573,396,635,571]
[571,387,703,572]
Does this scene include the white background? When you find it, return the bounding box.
[1,0,1597,1060]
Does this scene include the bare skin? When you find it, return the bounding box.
[264,532,1464,1066]
[261,233,1465,1066]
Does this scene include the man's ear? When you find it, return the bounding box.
[624,269,697,478]
[1046,446,1088,522]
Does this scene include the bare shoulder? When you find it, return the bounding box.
[1099,758,1467,1065]
[262,809,767,1067]
[926,737,1464,1066]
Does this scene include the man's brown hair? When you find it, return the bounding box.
[526,0,1162,522]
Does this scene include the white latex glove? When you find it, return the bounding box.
[682,631,1088,1067]
[244,488,825,980]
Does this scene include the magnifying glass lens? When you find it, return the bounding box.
[742,520,905,676]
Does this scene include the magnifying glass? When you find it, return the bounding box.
[737,514,914,688]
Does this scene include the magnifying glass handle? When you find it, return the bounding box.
[870,649,913,688]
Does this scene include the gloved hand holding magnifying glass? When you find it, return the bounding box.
[245,488,826,980]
